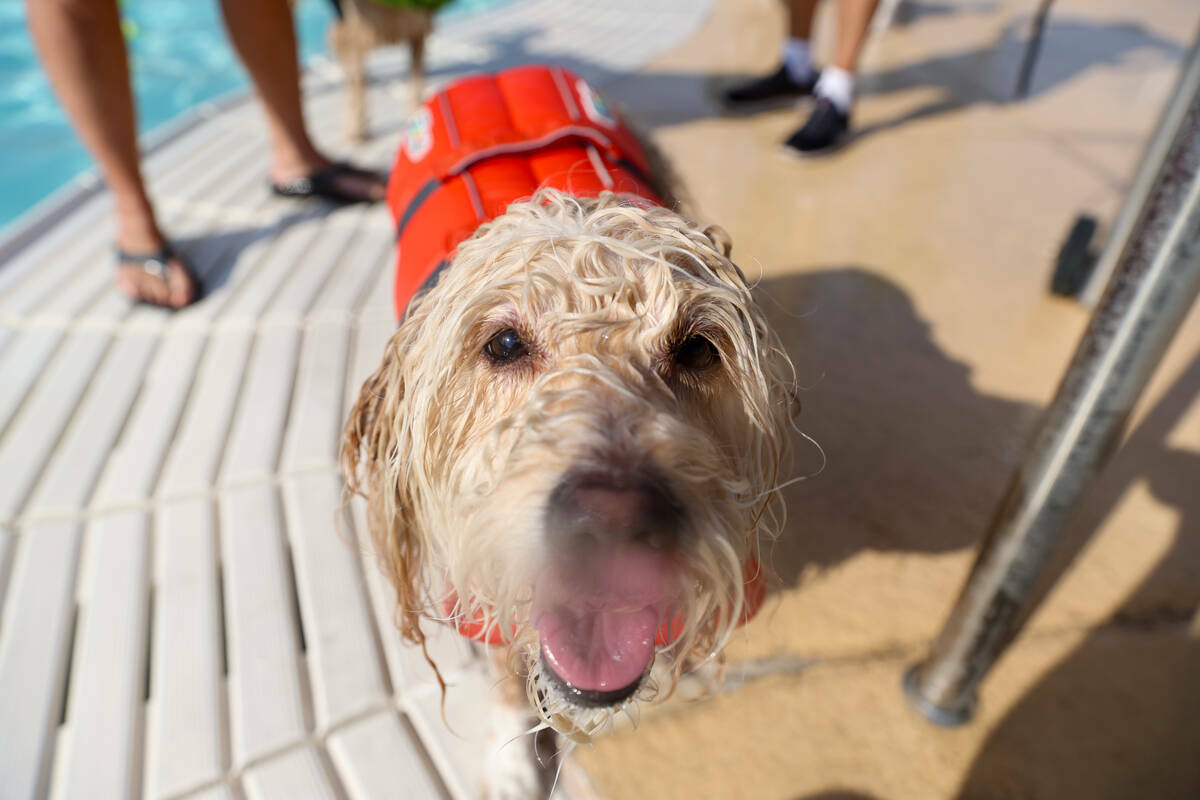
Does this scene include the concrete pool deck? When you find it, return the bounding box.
[2,0,1199,798]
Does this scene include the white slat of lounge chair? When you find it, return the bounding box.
[346,493,480,694]
[347,495,408,694]
[282,471,389,729]
[158,208,329,499]
[90,331,208,509]
[25,331,157,516]
[1,181,264,405]
[0,294,125,521]
[0,329,62,435]
[262,205,364,325]
[49,511,149,800]
[242,745,340,800]
[0,524,12,619]
[281,228,392,472]
[0,194,111,304]
[157,328,253,499]
[146,129,267,219]
[0,263,132,435]
[144,498,226,800]
[176,220,287,325]
[223,206,371,479]
[143,125,260,208]
[0,273,141,451]
[279,325,351,473]
[0,521,83,800]
[0,208,111,319]
[307,218,393,319]
[344,315,396,416]
[405,666,492,800]
[0,325,14,372]
[327,710,446,800]
[219,326,301,484]
[211,211,328,324]
[177,784,237,800]
[157,176,283,318]
[220,485,309,766]
[340,310,420,695]
[31,257,120,325]
[359,232,398,318]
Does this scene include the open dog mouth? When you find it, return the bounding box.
[532,547,676,708]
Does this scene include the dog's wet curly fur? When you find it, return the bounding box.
[343,188,795,793]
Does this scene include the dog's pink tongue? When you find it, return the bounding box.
[534,550,674,692]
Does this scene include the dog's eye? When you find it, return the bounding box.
[675,335,719,371]
[483,328,529,363]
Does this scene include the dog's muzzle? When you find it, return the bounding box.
[534,472,684,706]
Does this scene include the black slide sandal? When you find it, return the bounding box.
[270,162,385,204]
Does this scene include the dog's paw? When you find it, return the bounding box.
[482,703,544,800]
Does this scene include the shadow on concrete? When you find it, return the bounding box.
[757,268,1200,797]
[174,206,328,298]
[853,12,1185,141]
[366,7,1186,143]
[361,24,737,134]
[755,268,1039,583]
[890,0,997,28]
[954,349,1200,799]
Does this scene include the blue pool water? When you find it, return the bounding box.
[0,0,500,229]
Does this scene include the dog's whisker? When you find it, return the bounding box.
[756,428,828,500]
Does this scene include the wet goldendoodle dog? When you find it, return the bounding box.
[343,188,794,794]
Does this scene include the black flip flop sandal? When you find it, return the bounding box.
[116,245,197,309]
[270,162,385,204]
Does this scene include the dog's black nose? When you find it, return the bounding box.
[546,473,682,551]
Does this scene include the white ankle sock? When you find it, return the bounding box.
[815,66,854,114]
[781,38,815,84]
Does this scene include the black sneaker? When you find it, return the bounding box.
[723,64,818,106]
[783,97,850,156]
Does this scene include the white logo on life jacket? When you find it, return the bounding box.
[576,79,615,127]
[405,107,434,162]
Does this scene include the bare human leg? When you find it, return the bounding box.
[788,0,820,40]
[218,0,385,201]
[831,0,882,72]
[26,0,196,307]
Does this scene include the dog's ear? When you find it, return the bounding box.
[342,330,429,646]
[702,224,733,259]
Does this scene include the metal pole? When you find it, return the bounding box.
[1079,30,1200,306]
[904,30,1200,727]
[1014,0,1057,100]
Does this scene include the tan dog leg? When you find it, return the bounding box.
[343,44,368,141]
[409,33,426,109]
[329,18,368,141]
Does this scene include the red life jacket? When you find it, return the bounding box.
[385,65,768,644]
[385,64,661,317]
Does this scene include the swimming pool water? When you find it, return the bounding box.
[0,0,501,229]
